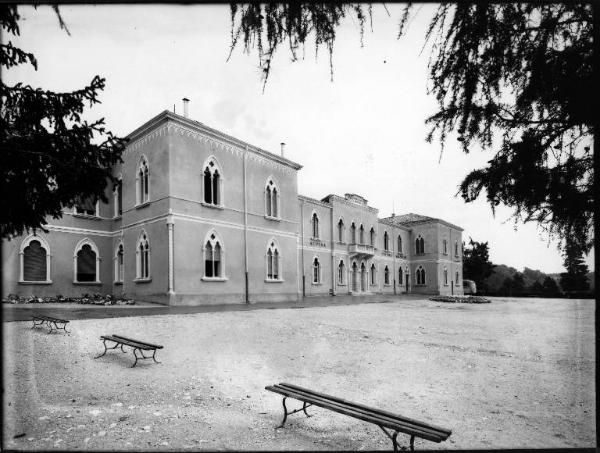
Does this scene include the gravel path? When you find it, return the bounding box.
[3,297,595,450]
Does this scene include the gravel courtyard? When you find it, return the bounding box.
[3,296,595,450]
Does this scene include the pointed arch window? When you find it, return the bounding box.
[115,242,124,283]
[338,219,345,243]
[204,233,225,279]
[202,158,223,206]
[455,241,459,257]
[416,236,425,255]
[398,267,403,286]
[350,222,356,244]
[266,241,281,280]
[74,239,100,283]
[311,213,320,239]
[456,271,460,285]
[416,266,426,285]
[444,267,448,285]
[265,179,280,218]
[370,263,376,285]
[384,265,390,285]
[370,227,375,246]
[136,232,150,280]
[74,195,99,217]
[20,236,51,283]
[383,231,389,251]
[359,224,365,244]
[397,235,403,253]
[338,260,345,285]
[313,257,321,283]
[443,239,448,255]
[136,157,149,205]
[113,175,123,217]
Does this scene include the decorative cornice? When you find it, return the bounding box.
[298,194,332,209]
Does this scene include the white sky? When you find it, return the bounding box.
[4,4,594,273]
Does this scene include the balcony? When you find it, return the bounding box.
[348,243,375,258]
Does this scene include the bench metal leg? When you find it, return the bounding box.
[275,398,314,429]
[276,397,288,428]
[379,426,401,451]
[94,339,119,359]
[410,435,415,451]
[131,348,141,368]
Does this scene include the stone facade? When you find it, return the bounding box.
[2,110,464,305]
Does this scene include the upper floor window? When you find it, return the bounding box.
[337,219,345,243]
[136,232,150,279]
[203,157,222,206]
[311,213,320,239]
[115,242,124,283]
[20,235,51,283]
[443,239,448,255]
[455,241,459,256]
[383,231,389,251]
[313,257,321,283]
[350,222,356,244]
[113,176,123,217]
[137,157,149,205]
[416,266,426,285]
[204,232,223,278]
[370,227,375,246]
[266,241,281,280]
[416,236,425,254]
[265,179,279,218]
[74,238,100,283]
[384,265,390,285]
[397,235,403,253]
[444,267,448,285]
[74,195,99,217]
[359,224,364,244]
[338,260,345,285]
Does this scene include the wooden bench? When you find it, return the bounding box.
[31,315,70,333]
[265,383,451,451]
[94,334,163,368]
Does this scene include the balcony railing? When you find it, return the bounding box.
[348,243,375,257]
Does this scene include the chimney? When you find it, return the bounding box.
[182,98,190,118]
[280,142,286,158]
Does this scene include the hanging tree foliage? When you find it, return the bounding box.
[228,3,595,261]
[0,5,127,239]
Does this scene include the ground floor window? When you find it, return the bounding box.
[205,235,222,278]
[370,264,376,285]
[398,268,403,286]
[384,266,390,285]
[313,257,321,283]
[75,241,99,282]
[115,243,124,282]
[22,239,48,282]
[137,233,150,279]
[444,267,448,285]
[338,260,345,285]
[416,266,426,285]
[266,242,280,280]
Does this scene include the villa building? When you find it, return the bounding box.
[2,107,464,305]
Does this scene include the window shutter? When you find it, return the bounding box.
[23,241,46,281]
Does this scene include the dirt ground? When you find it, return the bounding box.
[2,296,596,450]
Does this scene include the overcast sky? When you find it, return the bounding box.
[5,4,594,273]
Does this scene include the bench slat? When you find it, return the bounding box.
[279,382,451,437]
[111,334,163,349]
[100,335,158,350]
[270,384,447,440]
[266,385,446,442]
[32,315,69,323]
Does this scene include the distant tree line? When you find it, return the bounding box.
[462,239,594,299]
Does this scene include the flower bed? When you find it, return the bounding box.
[2,293,135,305]
[429,295,491,304]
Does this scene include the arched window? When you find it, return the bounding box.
[204,232,224,278]
[397,235,403,253]
[74,239,100,283]
[351,261,358,291]
[115,242,124,283]
[137,157,149,205]
[370,263,376,285]
[202,157,223,206]
[416,236,425,254]
[370,227,375,246]
[416,266,426,285]
[338,260,345,285]
[311,213,320,239]
[456,271,460,284]
[20,235,51,282]
[444,267,448,285]
[266,241,281,280]
[338,219,345,243]
[455,241,459,256]
[359,224,364,244]
[313,257,321,283]
[383,231,389,251]
[113,175,123,217]
[265,179,280,218]
[350,222,356,244]
[384,266,390,285]
[398,267,403,286]
[443,239,448,255]
[136,232,150,279]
